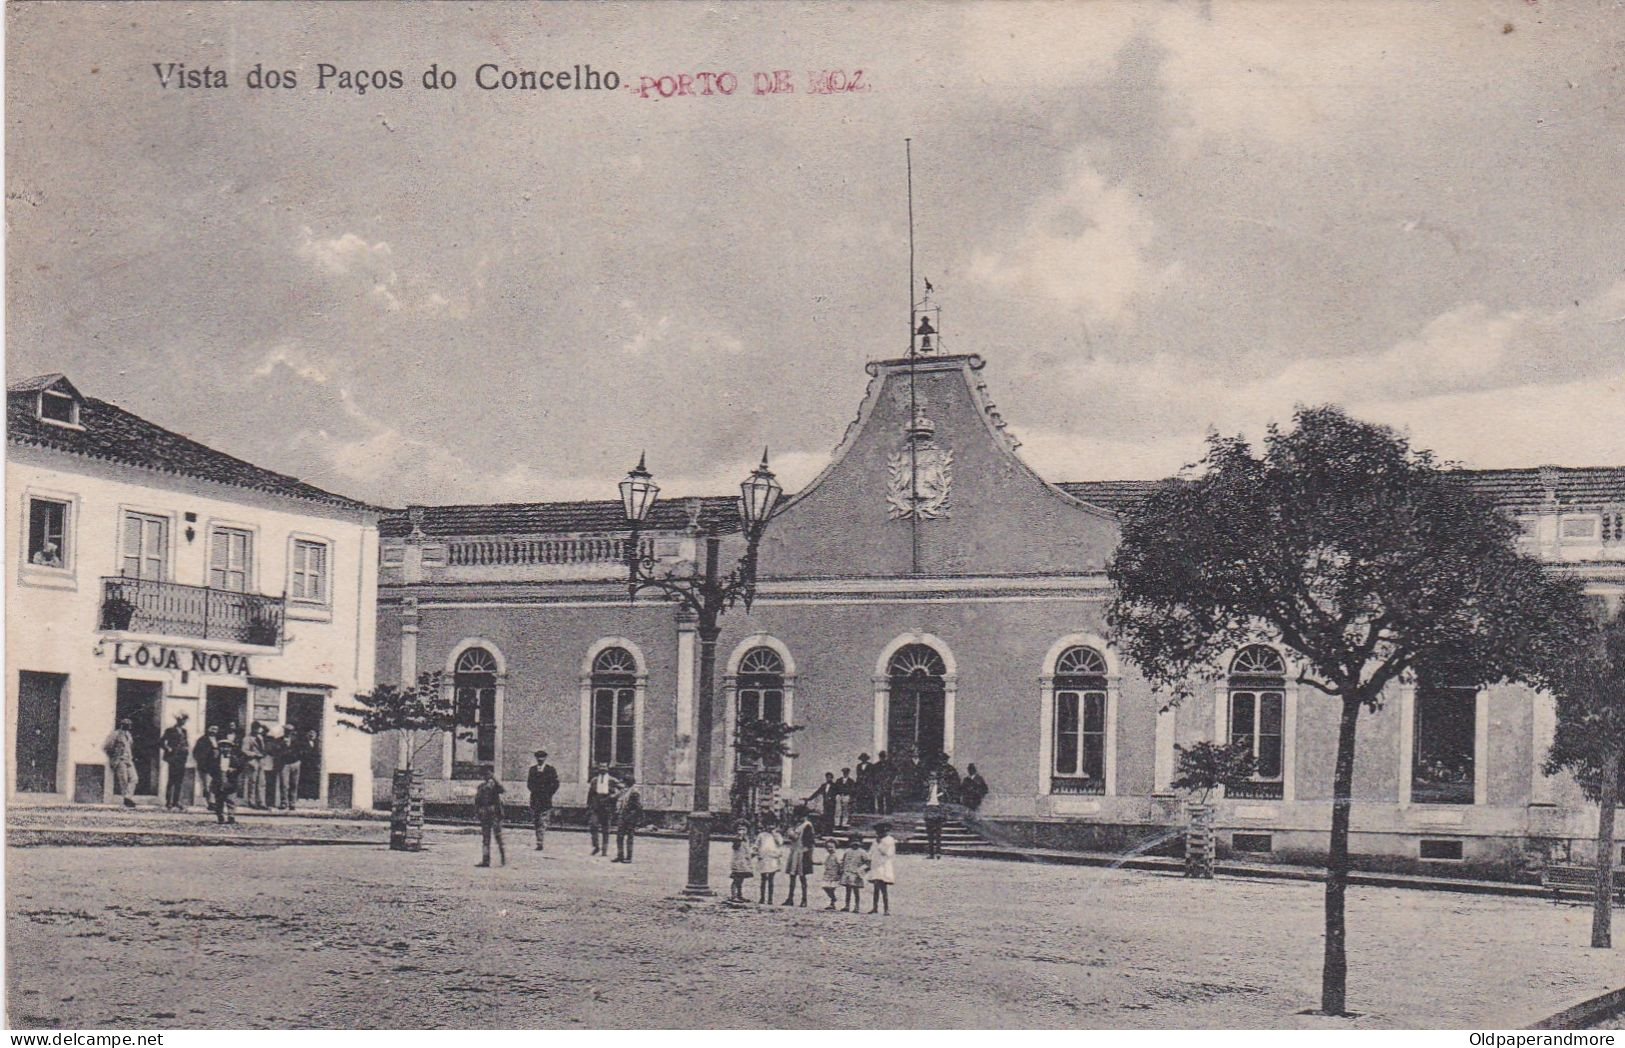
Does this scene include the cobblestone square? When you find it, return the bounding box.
[6,826,1621,1029]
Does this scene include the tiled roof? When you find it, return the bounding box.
[1444,467,1625,512]
[380,467,1625,539]
[7,378,372,512]
[1056,480,1166,514]
[1067,469,1625,516]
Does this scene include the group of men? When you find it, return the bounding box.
[146,713,315,821]
[470,750,644,868]
[806,752,991,831]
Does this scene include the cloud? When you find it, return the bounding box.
[296,226,470,317]
[1012,297,1620,479]
[967,153,1175,328]
[252,343,332,385]
[615,298,744,358]
[1149,4,1443,155]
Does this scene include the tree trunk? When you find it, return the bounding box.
[1322,695,1363,1015]
[1593,747,1620,949]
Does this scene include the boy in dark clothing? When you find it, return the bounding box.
[212,739,241,824]
[474,765,506,867]
[612,782,643,863]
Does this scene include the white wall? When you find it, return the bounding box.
[6,444,378,805]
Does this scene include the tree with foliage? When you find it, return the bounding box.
[1172,741,1258,804]
[336,670,459,771]
[729,718,803,831]
[1107,405,1590,1015]
[1544,604,1625,948]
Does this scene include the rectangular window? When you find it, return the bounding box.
[1230,691,1284,780]
[120,512,168,580]
[26,497,69,569]
[1419,838,1464,861]
[592,686,635,775]
[40,391,76,425]
[1054,689,1106,781]
[1413,685,1476,804]
[209,527,252,592]
[736,686,784,769]
[452,680,497,779]
[290,539,328,602]
[1561,516,1599,540]
[1232,833,1273,853]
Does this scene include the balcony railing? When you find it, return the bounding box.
[1051,776,1107,795]
[100,577,284,647]
[1225,779,1284,801]
[448,535,654,567]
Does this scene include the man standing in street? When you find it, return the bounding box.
[474,764,506,867]
[612,780,643,864]
[192,724,221,810]
[159,713,190,810]
[212,738,241,824]
[103,717,139,808]
[278,725,305,810]
[833,767,857,829]
[526,749,559,852]
[586,763,622,855]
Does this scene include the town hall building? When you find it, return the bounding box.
[374,351,1625,876]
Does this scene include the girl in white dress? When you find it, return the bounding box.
[867,821,897,915]
[754,823,783,904]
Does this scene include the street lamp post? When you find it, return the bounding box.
[619,450,783,896]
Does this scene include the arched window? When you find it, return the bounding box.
[452,647,498,780]
[887,643,947,765]
[1228,645,1286,792]
[1052,646,1109,794]
[590,647,638,780]
[735,647,786,772]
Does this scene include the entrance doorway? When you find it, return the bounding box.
[886,644,947,805]
[16,671,66,793]
[205,685,248,740]
[114,679,164,796]
[285,692,325,800]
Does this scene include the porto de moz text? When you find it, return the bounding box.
[152,62,622,94]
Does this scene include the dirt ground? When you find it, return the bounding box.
[6,826,1622,1029]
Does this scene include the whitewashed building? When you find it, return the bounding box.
[7,374,380,807]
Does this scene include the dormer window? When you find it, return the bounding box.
[38,390,79,427]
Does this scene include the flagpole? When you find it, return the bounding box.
[906,137,920,575]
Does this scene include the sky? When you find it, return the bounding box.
[6,1,1624,507]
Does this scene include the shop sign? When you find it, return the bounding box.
[108,642,250,676]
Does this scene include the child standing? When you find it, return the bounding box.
[868,821,897,915]
[755,822,783,904]
[820,838,842,909]
[730,822,756,901]
[839,834,868,912]
[473,764,506,867]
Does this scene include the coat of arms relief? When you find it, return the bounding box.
[886,393,953,520]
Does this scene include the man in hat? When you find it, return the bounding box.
[277,725,306,811]
[854,752,874,814]
[611,779,643,864]
[103,717,139,808]
[212,737,241,825]
[159,712,191,810]
[585,763,623,856]
[474,764,506,867]
[526,749,559,851]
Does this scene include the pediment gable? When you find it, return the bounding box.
[758,354,1121,578]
